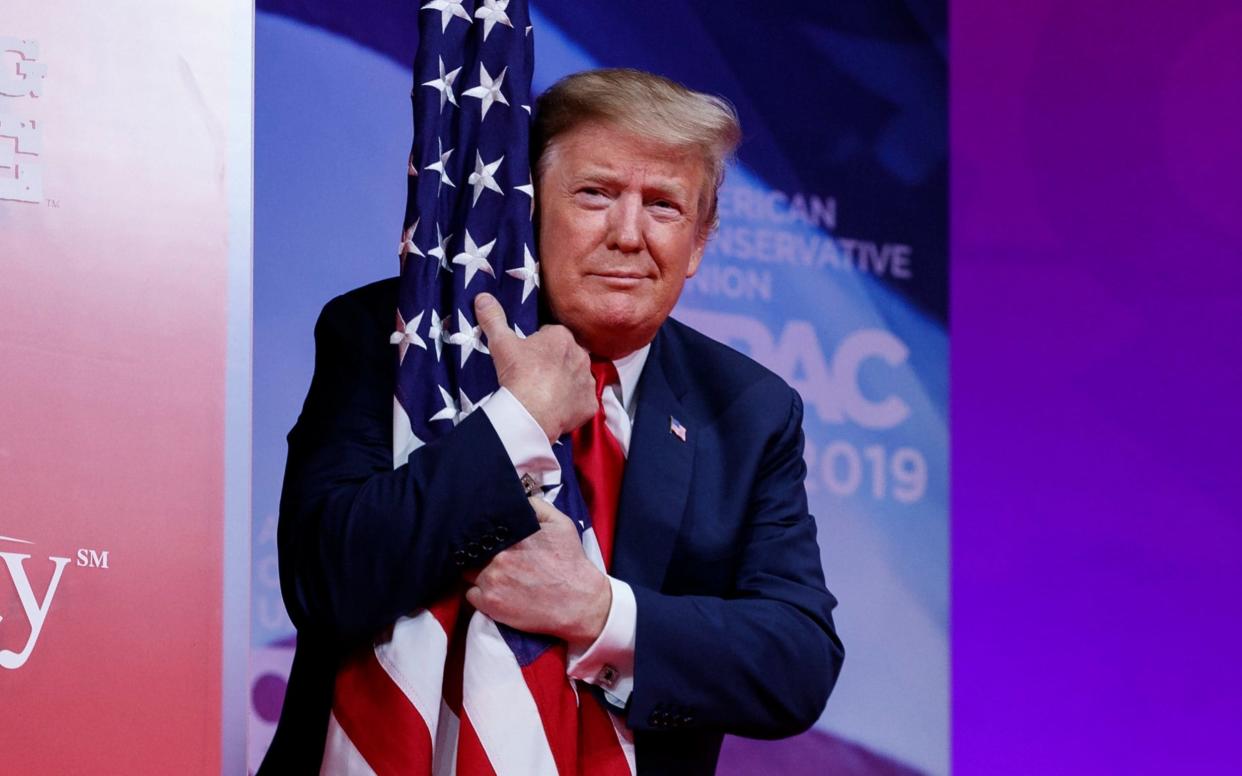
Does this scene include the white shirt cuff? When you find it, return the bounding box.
[567,576,636,708]
[481,387,561,500]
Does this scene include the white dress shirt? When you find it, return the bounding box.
[480,344,650,708]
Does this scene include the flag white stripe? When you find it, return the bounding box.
[393,397,423,468]
[374,611,450,744]
[612,711,637,774]
[432,700,460,776]
[321,713,380,776]
[461,614,559,776]
[580,526,605,572]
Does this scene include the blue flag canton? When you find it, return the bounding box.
[395,0,538,447]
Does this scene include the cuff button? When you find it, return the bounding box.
[598,665,618,688]
[520,473,538,496]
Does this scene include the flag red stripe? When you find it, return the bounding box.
[428,590,462,635]
[334,649,433,775]
[442,601,473,713]
[520,644,580,776]
[454,708,499,776]
[578,695,631,776]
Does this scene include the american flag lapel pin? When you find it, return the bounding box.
[669,416,687,442]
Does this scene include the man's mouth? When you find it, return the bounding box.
[589,271,648,280]
[588,272,647,289]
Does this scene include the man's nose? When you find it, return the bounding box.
[606,193,644,253]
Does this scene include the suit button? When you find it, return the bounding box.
[493,524,509,540]
[479,534,497,552]
[452,549,468,567]
[465,541,482,560]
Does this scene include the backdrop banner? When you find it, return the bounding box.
[0,1,252,773]
[251,2,946,773]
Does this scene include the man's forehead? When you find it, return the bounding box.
[573,162,693,191]
[550,127,703,188]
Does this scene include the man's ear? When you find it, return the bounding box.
[686,235,707,278]
[686,213,710,278]
[687,187,715,278]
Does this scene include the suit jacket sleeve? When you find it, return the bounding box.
[277,289,540,646]
[626,386,844,739]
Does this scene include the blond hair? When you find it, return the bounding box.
[532,68,742,233]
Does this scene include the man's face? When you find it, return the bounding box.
[536,121,709,358]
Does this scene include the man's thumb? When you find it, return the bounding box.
[529,496,566,525]
[474,293,514,354]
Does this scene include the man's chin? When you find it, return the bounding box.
[573,311,659,358]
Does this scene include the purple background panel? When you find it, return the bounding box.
[952,1,1242,773]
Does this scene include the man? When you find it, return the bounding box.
[263,69,843,775]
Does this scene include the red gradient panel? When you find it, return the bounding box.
[1,2,239,772]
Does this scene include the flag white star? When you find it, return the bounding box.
[429,385,459,424]
[422,56,461,112]
[428,308,447,360]
[457,388,492,421]
[427,224,452,273]
[430,385,492,425]
[452,230,497,287]
[513,322,527,339]
[506,244,539,302]
[463,64,509,120]
[474,0,513,40]
[399,218,424,266]
[514,175,535,217]
[468,152,505,205]
[426,139,455,189]
[421,0,471,32]
[389,309,426,364]
[446,308,490,367]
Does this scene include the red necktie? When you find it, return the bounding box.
[570,358,632,776]
[571,358,625,570]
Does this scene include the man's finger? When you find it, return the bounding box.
[473,293,516,357]
[529,496,574,526]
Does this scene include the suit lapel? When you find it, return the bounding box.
[612,327,695,591]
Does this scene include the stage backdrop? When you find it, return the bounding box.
[250,2,947,773]
[0,2,252,774]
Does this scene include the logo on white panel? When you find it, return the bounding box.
[1,37,47,205]
[0,535,109,670]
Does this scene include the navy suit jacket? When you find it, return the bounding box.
[260,278,843,775]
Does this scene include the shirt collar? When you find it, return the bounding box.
[609,344,650,416]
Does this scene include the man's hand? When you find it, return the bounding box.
[474,293,597,442]
[465,497,612,646]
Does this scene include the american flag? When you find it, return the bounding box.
[321,2,634,773]
[669,416,688,443]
